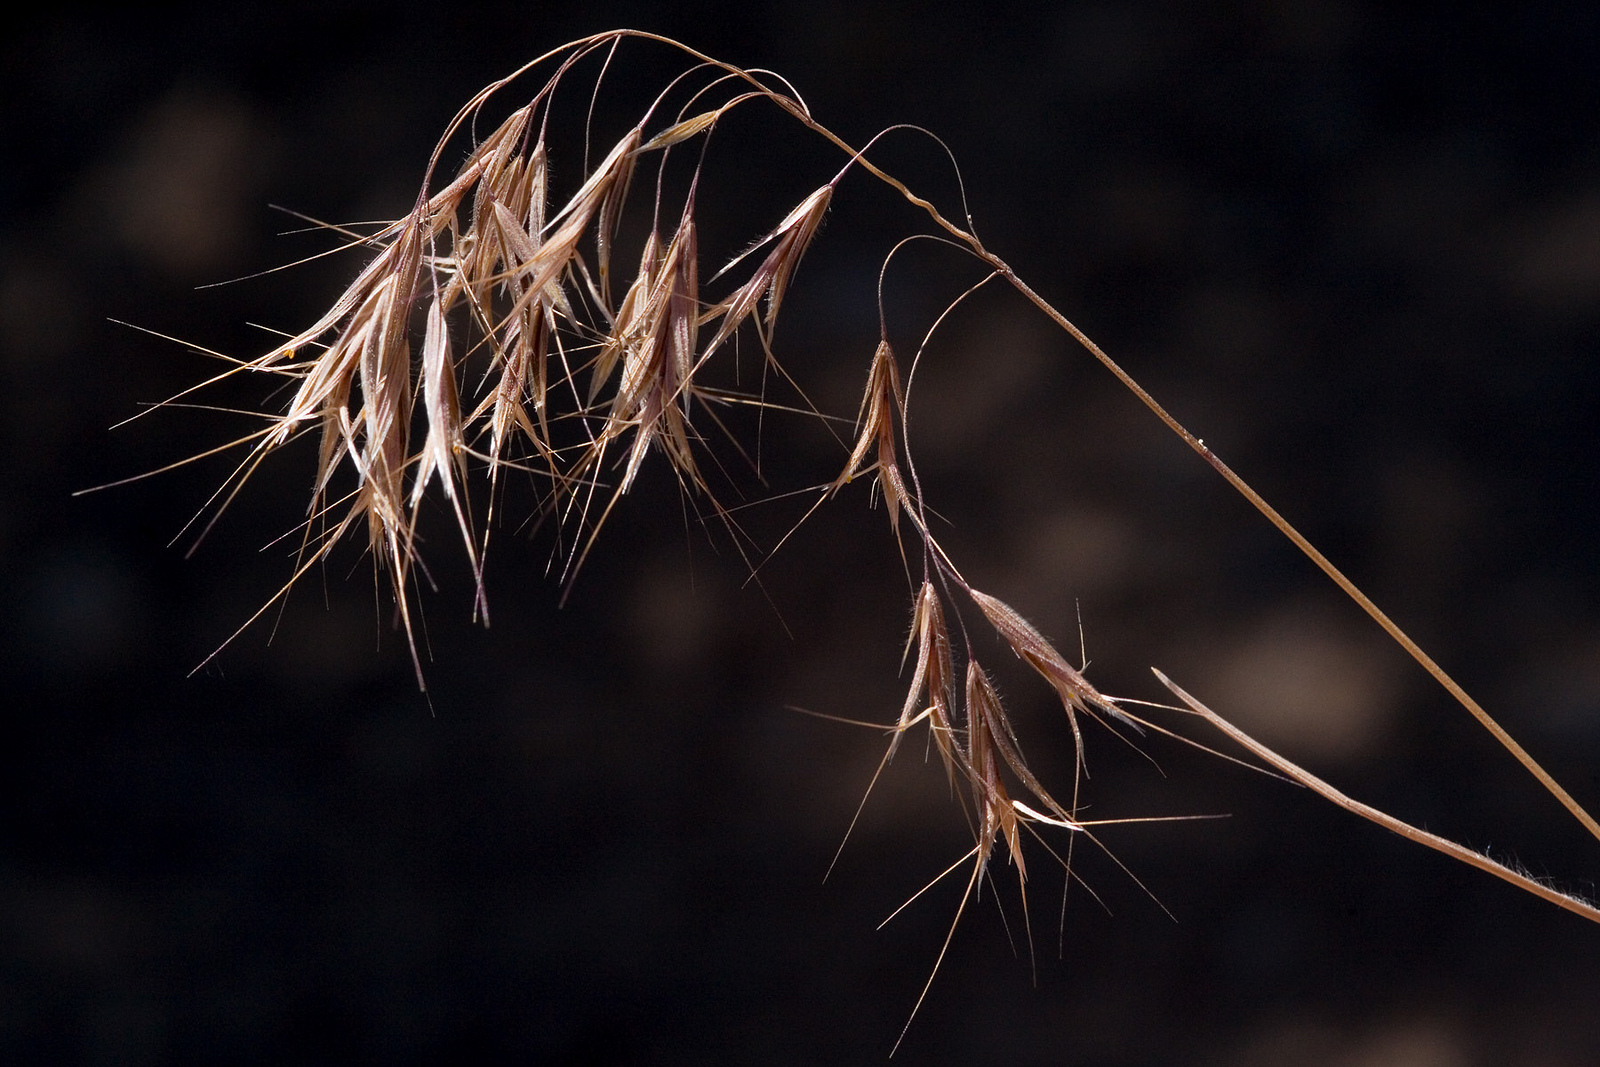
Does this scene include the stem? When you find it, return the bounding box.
[997,265,1600,848]
[1156,670,1600,924]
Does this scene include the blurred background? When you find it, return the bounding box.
[4,2,1599,1062]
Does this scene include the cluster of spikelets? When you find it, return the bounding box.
[144,29,1600,1050]
[225,98,829,663]
[202,29,1150,877]
[168,30,1177,956]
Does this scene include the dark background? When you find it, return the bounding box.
[5,2,1600,1063]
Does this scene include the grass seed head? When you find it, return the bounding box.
[115,35,1600,1053]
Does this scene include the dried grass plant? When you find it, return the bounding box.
[97,30,1600,1051]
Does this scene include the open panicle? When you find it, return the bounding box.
[111,28,1600,1055]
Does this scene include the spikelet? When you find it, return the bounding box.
[701,185,832,361]
[495,126,641,334]
[365,220,421,476]
[968,587,1139,732]
[410,297,461,508]
[487,199,556,448]
[613,213,704,494]
[436,106,533,315]
[666,215,700,414]
[259,233,412,457]
[426,104,532,227]
[591,229,661,405]
[897,580,959,785]
[833,339,907,536]
[639,109,720,152]
[594,128,641,311]
[964,661,1026,881]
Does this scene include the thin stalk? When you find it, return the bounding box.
[995,267,1600,848]
[1156,670,1600,924]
